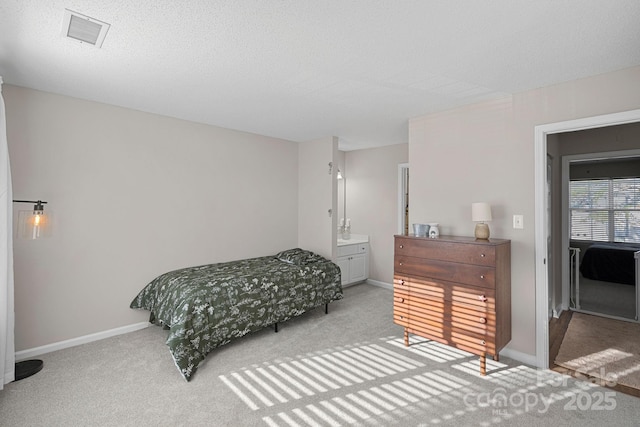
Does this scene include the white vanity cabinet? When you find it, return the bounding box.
[336,241,369,285]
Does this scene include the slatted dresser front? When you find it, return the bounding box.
[393,235,511,375]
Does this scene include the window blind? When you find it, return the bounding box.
[569,177,640,243]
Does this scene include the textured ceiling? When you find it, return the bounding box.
[1,1,640,150]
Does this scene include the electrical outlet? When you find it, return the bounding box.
[513,215,524,229]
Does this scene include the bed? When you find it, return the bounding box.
[130,248,343,381]
[579,243,640,285]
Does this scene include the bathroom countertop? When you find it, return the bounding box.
[337,234,369,246]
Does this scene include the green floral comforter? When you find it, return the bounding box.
[130,249,343,381]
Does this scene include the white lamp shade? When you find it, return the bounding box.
[472,202,492,222]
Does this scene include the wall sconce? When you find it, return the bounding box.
[472,202,492,240]
[337,169,343,180]
[12,199,49,379]
[13,199,50,239]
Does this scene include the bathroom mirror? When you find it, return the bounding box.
[337,151,346,237]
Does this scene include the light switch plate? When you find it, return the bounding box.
[513,215,524,229]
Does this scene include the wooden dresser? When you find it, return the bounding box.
[393,235,511,375]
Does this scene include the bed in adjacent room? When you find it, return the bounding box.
[579,243,640,285]
[130,248,343,381]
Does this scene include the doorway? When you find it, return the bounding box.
[562,151,640,322]
[534,109,640,370]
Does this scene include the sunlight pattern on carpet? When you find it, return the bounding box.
[257,366,603,427]
[220,341,426,410]
[220,337,596,426]
[261,369,473,426]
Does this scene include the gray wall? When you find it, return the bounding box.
[408,65,640,358]
[6,85,300,351]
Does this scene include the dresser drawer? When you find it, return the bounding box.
[395,256,496,289]
[407,302,496,336]
[395,237,496,266]
[402,288,497,316]
[406,323,496,354]
[449,329,496,354]
[394,275,496,311]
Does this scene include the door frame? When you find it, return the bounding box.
[534,109,640,370]
[398,163,409,234]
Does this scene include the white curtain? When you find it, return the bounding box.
[0,76,15,388]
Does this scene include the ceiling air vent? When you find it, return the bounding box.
[61,9,110,48]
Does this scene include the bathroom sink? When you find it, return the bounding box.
[337,234,369,246]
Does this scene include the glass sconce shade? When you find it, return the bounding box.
[14,200,50,239]
[17,209,50,239]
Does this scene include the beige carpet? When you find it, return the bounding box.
[555,312,640,389]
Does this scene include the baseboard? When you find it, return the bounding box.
[548,302,566,318]
[365,279,392,290]
[553,304,565,318]
[15,296,534,370]
[500,347,538,367]
[15,322,150,361]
